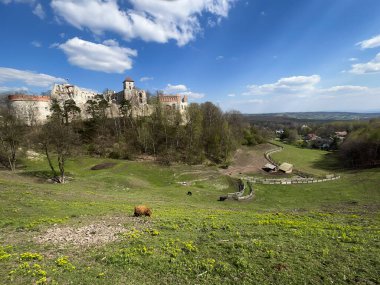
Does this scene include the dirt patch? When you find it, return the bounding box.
[34,216,150,247]
[90,162,117,170]
[221,144,276,176]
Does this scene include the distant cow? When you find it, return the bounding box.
[187,191,192,196]
[134,205,152,217]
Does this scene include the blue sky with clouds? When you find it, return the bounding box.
[1,0,380,113]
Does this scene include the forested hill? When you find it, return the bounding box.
[245,112,380,121]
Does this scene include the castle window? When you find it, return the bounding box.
[139,93,143,104]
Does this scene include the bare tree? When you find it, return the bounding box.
[0,108,26,171]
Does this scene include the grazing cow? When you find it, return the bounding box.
[134,205,152,217]
[187,191,192,196]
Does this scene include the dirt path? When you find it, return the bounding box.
[221,143,275,176]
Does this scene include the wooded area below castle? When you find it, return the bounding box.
[0,97,379,183]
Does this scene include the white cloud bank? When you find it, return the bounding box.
[51,0,235,46]
[58,37,137,73]
[357,34,380,49]
[224,75,380,113]
[0,67,66,87]
[350,52,380,74]
[164,83,205,99]
[243,75,321,96]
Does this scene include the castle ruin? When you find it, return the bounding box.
[5,76,188,124]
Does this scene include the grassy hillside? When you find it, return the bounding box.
[0,151,379,284]
[270,141,332,176]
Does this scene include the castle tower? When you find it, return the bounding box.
[123,77,134,91]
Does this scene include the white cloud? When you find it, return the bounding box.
[58,37,137,73]
[165,84,188,93]
[0,67,66,87]
[321,85,369,94]
[0,86,28,94]
[349,52,380,74]
[348,57,358,62]
[244,75,320,96]
[140,77,153,82]
[356,34,380,49]
[31,40,41,47]
[164,83,205,99]
[216,55,224,60]
[230,75,380,112]
[32,3,45,19]
[51,0,236,46]
[227,93,235,97]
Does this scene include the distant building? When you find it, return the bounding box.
[109,77,151,117]
[158,94,188,114]
[305,133,319,141]
[278,162,293,173]
[5,76,188,124]
[51,83,97,117]
[335,131,348,141]
[7,94,50,125]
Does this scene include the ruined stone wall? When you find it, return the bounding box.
[8,95,51,124]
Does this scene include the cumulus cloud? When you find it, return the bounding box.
[58,37,137,73]
[349,53,380,74]
[356,34,380,49]
[164,83,205,99]
[50,0,235,46]
[165,84,188,93]
[0,67,66,87]
[243,75,320,96]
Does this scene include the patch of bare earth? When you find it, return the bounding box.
[221,144,276,176]
[34,216,150,248]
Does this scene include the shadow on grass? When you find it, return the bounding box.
[312,152,380,174]
[20,170,55,180]
[311,152,344,172]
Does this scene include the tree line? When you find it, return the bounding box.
[0,99,270,182]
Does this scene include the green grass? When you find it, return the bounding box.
[270,141,331,176]
[0,150,379,285]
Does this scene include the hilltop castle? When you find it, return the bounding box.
[6,76,188,124]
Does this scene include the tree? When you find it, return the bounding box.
[63,99,81,124]
[0,108,26,171]
[339,120,380,168]
[37,104,79,183]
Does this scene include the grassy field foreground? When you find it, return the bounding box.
[0,147,379,284]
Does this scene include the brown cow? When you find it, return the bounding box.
[134,205,152,217]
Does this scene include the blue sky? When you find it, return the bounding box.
[1,0,380,113]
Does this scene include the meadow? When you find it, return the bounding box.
[0,145,379,284]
